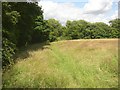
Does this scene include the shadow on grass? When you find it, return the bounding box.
[14,41,50,60]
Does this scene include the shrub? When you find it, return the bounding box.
[2,38,16,67]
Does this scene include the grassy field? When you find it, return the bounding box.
[3,39,118,88]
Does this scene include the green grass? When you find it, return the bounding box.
[3,39,118,88]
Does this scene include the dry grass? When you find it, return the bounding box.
[3,39,118,88]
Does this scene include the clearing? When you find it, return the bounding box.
[3,39,118,88]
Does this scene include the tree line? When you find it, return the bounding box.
[2,2,120,67]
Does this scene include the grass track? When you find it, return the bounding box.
[3,39,118,88]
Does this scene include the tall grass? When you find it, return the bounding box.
[3,39,118,88]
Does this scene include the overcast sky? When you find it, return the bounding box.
[38,0,119,25]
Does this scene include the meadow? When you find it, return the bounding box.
[3,39,118,88]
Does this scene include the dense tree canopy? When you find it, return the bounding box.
[2,2,44,67]
[65,19,119,39]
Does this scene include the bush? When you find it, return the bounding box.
[2,38,16,67]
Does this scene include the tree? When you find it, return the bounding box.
[10,2,43,47]
[109,18,120,38]
[46,19,63,42]
[31,16,49,43]
[2,2,44,67]
[2,2,20,66]
[66,20,89,39]
[92,22,112,38]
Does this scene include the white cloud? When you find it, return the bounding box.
[83,0,113,14]
[38,0,117,25]
[39,1,83,25]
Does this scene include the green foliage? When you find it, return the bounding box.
[13,2,43,47]
[2,2,44,67]
[2,38,16,66]
[46,19,63,42]
[65,20,119,39]
[66,20,91,39]
[6,11,20,25]
[109,18,120,38]
[31,16,49,43]
[2,2,20,45]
